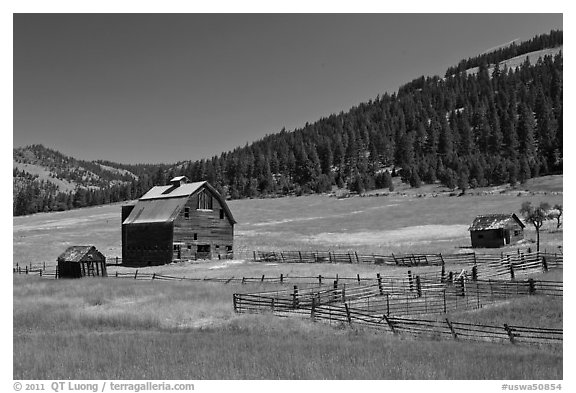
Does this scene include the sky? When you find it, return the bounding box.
[13,13,563,164]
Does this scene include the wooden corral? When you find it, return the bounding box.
[469,213,525,248]
[57,245,107,278]
[122,176,236,266]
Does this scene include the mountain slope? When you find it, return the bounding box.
[13,30,563,216]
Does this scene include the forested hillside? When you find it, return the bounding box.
[13,30,563,216]
[179,30,562,197]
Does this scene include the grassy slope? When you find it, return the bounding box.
[13,175,563,263]
[13,276,562,380]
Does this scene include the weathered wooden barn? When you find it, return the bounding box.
[122,176,236,266]
[57,245,107,278]
[469,213,525,248]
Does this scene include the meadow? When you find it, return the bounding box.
[13,275,562,380]
[12,175,563,380]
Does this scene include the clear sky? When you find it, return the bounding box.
[13,13,563,164]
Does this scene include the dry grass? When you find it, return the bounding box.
[13,276,562,380]
[13,175,563,264]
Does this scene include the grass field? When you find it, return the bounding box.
[12,175,563,380]
[13,175,563,264]
[13,275,562,380]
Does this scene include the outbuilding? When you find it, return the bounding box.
[469,213,525,248]
[121,176,236,267]
[57,245,107,278]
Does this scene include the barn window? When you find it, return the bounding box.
[514,230,520,236]
[197,245,210,253]
[194,233,197,241]
[187,244,192,250]
[197,190,213,210]
[184,207,190,219]
[220,209,224,219]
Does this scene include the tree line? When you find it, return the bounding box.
[13,31,563,215]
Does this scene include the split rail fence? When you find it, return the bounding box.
[233,278,562,345]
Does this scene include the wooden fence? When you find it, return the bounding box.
[252,250,563,268]
[232,279,563,345]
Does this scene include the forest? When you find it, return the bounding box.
[13,30,563,216]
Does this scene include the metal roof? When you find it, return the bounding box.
[140,181,206,200]
[124,181,236,224]
[469,214,525,231]
[57,246,105,262]
[123,197,187,224]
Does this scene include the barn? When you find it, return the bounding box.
[57,245,107,278]
[469,213,525,248]
[121,176,236,267]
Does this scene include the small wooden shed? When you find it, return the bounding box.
[469,214,525,248]
[57,245,107,278]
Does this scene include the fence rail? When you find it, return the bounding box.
[233,283,563,346]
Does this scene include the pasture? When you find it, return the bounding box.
[13,275,562,380]
[13,175,563,263]
[12,175,563,380]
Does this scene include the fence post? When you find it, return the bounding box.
[233,294,238,312]
[25,266,28,275]
[280,274,283,284]
[355,251,360,263]
[115,271,118,278]
[471,265,478,281]
[298,251,302,263]
[382,314,395,333]
[261,274,265,282]
[333,280,338,302]
[357,273,361,284]
[446,318,458,340]
[39,269,42,277]
[459,275,465,297]
[329,252,333,263]
[341,284,346,302]
[377,273,383,295]
[348,252,353,264]
[408,270,413,292]
[55,266,58,279]
[542,256,548,272]
[242,277,246,284]
[441,264,446,283]
[448,271,453,283]
[292,285,299,309]
[152,273,156,280]
[386,293,390,316]
[318,274,322,286]
[344,303,352,324]
[416,276,422,298]
[509,264,515,281]
[504,324,516,344]
[528,278,536,295]
[134,270,138,280]
[443,289,447,313]
[311,297,316,320]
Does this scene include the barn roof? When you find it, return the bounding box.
[122,197,187,224]
[57,246,105,262]
[469,213,525,231]
[124,181,236,224]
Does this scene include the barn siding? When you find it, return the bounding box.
[173,190,234,260]
[123,222,174,266]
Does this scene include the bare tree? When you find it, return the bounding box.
[550,204,563,229]
[519,201,551,252]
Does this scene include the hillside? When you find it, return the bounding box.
[13,30,563,216]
